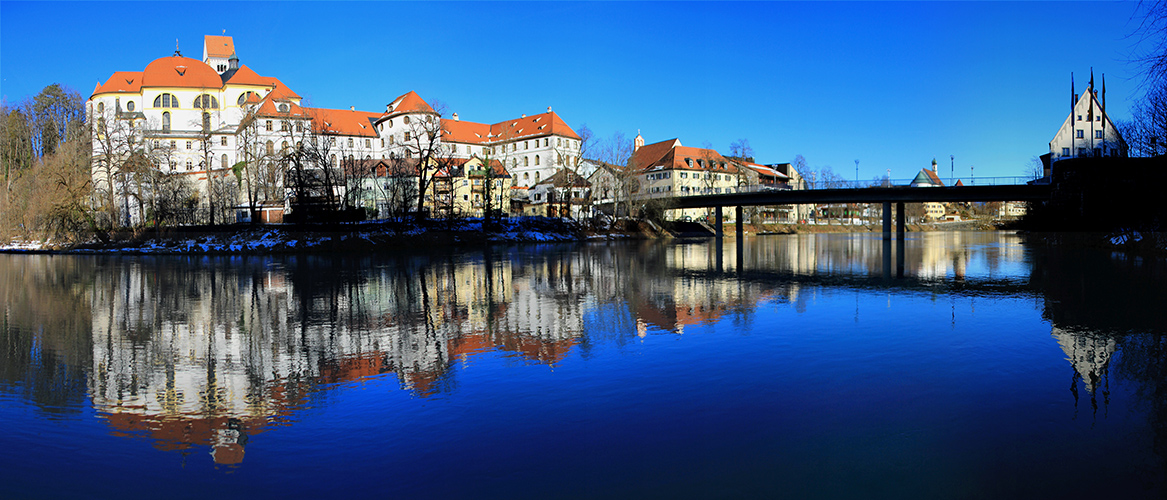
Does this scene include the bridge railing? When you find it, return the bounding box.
[796,176,1041,190]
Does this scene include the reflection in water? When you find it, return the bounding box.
[2,231,1166,481]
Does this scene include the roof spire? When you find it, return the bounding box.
[175,38,181,57]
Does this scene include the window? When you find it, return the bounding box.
[1096,116,1102,122]
[365,139,371,148]
[278,103,289,113]
[221,154,228,169]
[348,138,354,147]
[1077,115,1082,121]
[193,94,219,109]
[544,138,548,147]
[153,140,160,149]
[154,93,179,108]
[524,157,529,167]
[686,158,693,167]
[281,121,289,132]
[162,112,171,132]
[331,154,337,166]
[389,136,395,145]
[405,150,412,159]
[557,138,561,147]
[467,145,471,154]
[404,132,411,141]
[1076,130,1084,138]
[524,173,529,180]
[282,141,288,151]
[221,136,228,146]
[381,139,385,148]
[266,120,273,131]
[170,140,176,149]
[202,112,211,131]
[186,159,193,170]
[535,172,540,182]
[126,101,135,111]
[97,102,105,114]
[186,141,192,150]
[237,92,258,105]
[1061,147,1070,156]
[266,141,274,155]
[535,155,540,165]
[403,116,411,125]
[1095,130,1103,139]
[296,122,303,132]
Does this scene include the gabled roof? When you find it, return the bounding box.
[628,138,682,170]
[744,162,789,181]
[384,91,435,117]
[204,35,235,59]
[489,111,580,141]
[441,118,492,144]
[629,139,740,174]
[93,71,144,96]
[911,168,944,187]
[535,168,590,188]
[307,107,382,137]
[225,65,269,86]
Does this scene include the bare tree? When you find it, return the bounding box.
[1123,81,1167,157]
[547,124,592,219]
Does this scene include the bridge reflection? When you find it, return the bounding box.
[1,232,1162,466]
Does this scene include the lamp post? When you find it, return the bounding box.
[855,159,859,185]
[950,155,954,185]
[971,165,975,186]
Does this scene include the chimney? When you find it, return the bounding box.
[547,106,552,113]
[453,112,459,121]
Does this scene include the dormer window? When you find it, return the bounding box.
[278,103,289,113]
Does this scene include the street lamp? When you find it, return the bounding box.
[950,155,954,185]
[855,159,859,185]
[970,165,975,185]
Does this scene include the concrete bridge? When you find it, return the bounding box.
[665,182,1053,241]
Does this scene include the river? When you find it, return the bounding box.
[2,231,1165,499]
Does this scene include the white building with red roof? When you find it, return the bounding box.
[90,35,585,223]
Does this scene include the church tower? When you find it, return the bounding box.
[634,130,644,152]
[203,34,236,75]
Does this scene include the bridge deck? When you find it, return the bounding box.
[666,184,1052,209]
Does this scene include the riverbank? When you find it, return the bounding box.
[1,217,615,254]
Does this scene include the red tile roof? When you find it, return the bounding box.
[93,71,144,96]
[204,35,235,59]
[489,111,580,141]
[141,55,223,89]
[307,107,381,137]
[225,65,269,86]
[628,139,740,174]
[628,138,682,170]
[385,91,435,116]
[441,118,492,144]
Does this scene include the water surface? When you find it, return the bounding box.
[2,232,1165,498]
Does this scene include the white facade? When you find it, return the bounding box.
[1049,78,1127,162]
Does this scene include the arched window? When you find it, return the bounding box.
[281,141,288,152]
[266,141,274,155]
[389,136,395,145]
[403,116,411,125]
[193,94,219,109]
[154,93,179,108]
[126,101,135,111]
[524,172,529,180]
[185,159,193,170]
[221,154,228,169]
[97,102,105,114]
[535,172,540,182]
[405,150,412,159]
[237,91,258,106]
[330,154,337,167]
[162,112,171,132]
[524,157,529,167]
[202,112,211,131]
[535,155,540,166]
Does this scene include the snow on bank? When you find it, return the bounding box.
[1,218,590,255]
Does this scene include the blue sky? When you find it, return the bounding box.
[0,1,1148,180]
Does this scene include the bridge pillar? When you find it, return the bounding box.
[735,206,743,239]
[715,206,724,239]
[882,202,892,241]
[895,202,905,240]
